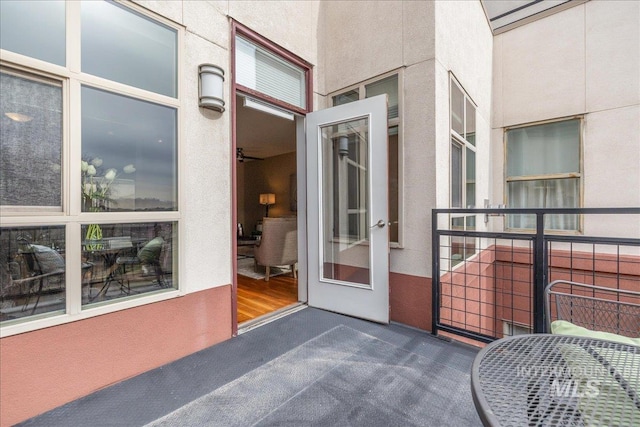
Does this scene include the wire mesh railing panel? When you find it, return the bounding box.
[432,208,640,343]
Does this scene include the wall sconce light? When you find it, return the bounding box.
[259,193,276,217]
[199,64,225,112]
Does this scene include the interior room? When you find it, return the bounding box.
[235,94,300,324]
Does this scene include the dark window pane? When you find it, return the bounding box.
[366,74,398,119]
[333,89,359,106]
[451,82,464,135]
[1,225,66,323]
[0,0,65,66]
[1,71,62,208]
[81,86,177,212]
[451,141,462,208]
[466,98,476,145]
[82,1,177,97]
[81,222,177,306]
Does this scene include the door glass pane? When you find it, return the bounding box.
[82,1,177,97]
[1,225,66,323]
[81,86,178,212]
[1,71,62,209]
[321,117,370,286]
[0,0,65,66]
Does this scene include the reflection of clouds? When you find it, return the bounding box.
[81,86,177,205]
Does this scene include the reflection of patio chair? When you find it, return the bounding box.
[93,237,167,300]
[11,238,67,314]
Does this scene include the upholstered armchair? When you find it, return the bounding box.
[254,217,298,281]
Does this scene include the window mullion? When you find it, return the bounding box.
[67,0,81,73]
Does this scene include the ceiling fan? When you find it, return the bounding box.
[236,147,264,162]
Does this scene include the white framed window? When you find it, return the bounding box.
[1,0,182,331]
[450,75,477,262]
[505,118,582,231]
[329,71,403,247]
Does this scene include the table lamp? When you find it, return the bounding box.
[259,193,275,217]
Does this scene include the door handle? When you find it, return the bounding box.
[370,219,386,229]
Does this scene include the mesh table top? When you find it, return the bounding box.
[471,334,640,427]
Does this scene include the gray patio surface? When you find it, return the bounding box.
[19,307,483,427]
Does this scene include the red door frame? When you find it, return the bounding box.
[230,21,313,335]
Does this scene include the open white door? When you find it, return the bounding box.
[306,95,389,323]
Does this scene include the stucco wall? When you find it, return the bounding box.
[491,1,640,230]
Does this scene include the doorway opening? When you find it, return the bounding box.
[235,94,301,325]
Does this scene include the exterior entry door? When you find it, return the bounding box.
[306,95,389,323]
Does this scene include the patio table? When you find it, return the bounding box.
[471,334,639,426]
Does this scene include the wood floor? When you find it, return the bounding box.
[237,271,298,324]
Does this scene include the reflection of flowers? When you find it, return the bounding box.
[82,158,135,245]
[82,159,118,211]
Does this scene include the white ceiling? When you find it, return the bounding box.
[235,95,296,161]
[481,0,575,33]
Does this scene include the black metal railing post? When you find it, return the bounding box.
[431,210,439,337]
[533,212,546,333]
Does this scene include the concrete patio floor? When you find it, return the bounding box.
[19,307,482,426]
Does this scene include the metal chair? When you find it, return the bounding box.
[544,280,640,336]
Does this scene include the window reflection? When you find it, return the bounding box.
[81,0,177,97]
[1,71,63,208]
[0,226,66,323]
[81,222,176,305]
[81,86,177,212]
[0,0,65,66]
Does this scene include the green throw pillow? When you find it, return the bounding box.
[551,320,640,346]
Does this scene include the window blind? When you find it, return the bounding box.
[235,36,306,109]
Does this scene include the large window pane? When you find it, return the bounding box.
[366,74,398,119]
[466,99,476,146]
[1,71,62,208]
[1,225,66,323]
[451,82,464,136]
[0,0,65,66]
[451,141,462,208]
[507,120,580,177]
[81,222,176,306]
[82,86,177,212]
[82,1,177,97]
[235,35,306,109]
[466,148,476,208]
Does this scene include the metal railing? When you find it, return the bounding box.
[431,207,640,343]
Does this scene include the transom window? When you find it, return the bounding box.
[1,0,181,328]
[330,72,402,246]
